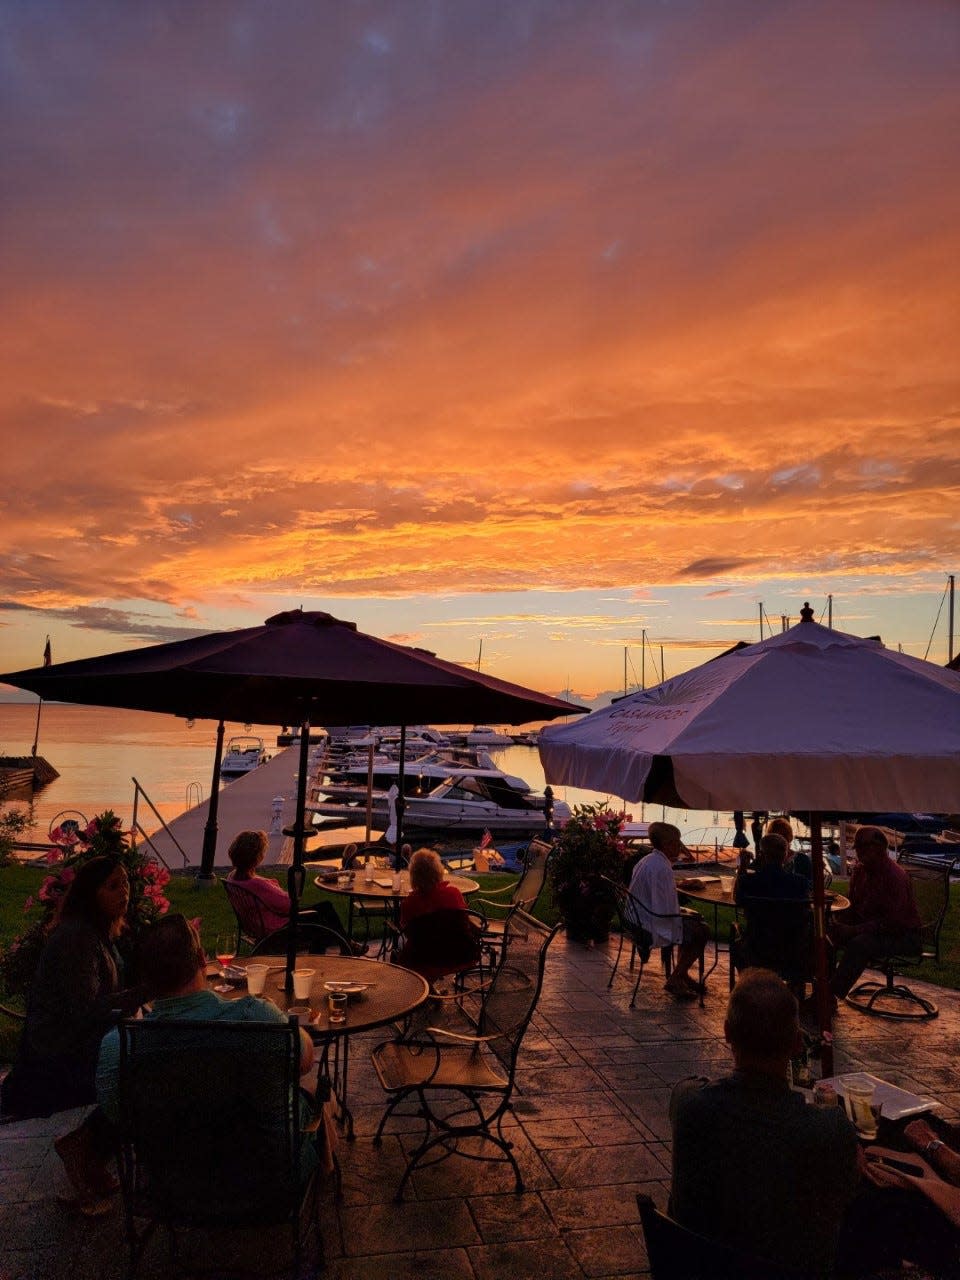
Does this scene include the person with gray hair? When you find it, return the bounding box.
[626,822,708,999]
[670,969,858,1274]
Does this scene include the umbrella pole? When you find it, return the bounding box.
[197,719,226,884]
[284,715,312,994]
[810,814,834,1077]
[394,724,406,869]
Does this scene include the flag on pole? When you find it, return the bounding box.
[478,829,492,850]
[43,636,52,667]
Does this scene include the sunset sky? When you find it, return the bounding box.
[1,1,958,707]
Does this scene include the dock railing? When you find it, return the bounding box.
[130,776,191,870]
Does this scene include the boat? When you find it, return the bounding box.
[309,767,569,837]
[220,736,267,778]
[464,725,514,747]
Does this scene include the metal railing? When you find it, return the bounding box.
[130,776,190,870]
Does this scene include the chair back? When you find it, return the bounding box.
[477,912,559,1074]
[608,880,653,961]
[399,908,484,977]
[117,1017,304,1227]
[902,862,950,961]
[510,839,552,910]
[738,894,813,984]
[636,1193,804,1280]
[251,922,352,958]
[222,877,270,948]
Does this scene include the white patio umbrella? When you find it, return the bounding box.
[539,605,960,1070]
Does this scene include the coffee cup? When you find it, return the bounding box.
[245,963,270,996]
[292,968,315,1001]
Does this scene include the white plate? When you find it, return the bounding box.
[323,980,371,995]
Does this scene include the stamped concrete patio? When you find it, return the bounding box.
[2,934,958,1280]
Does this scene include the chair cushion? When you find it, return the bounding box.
[372,1040,507,1092]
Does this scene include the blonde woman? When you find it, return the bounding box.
[395,848,478,982]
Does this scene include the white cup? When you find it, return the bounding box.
[844,1081,878,1138]
[292,968,315,1001]
[245,964,270,996]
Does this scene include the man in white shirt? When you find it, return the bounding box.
[627,822,709,999]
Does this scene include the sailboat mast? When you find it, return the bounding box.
[949,574,955,665]
[623,646,627,697]
[828,594,833,628]
[641,629,646,690]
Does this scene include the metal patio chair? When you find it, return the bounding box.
[636,1193,805,1280]
[473,837,553,959]
[846,859,950,1021]
[605,878,705,1007]
[116,1017,323,1278]
[221,876,271,954]
[371,910,560,1201]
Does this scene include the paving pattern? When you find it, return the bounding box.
[2,936,958,1279]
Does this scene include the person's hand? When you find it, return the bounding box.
[904,1118,938,1152]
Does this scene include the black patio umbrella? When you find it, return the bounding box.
[2,609,584,990]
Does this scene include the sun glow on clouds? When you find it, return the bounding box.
[0,1,957,684]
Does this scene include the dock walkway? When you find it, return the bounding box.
[144,746,371,871]
[2,935,957,1279]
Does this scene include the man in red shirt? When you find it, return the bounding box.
[829,826,921,999]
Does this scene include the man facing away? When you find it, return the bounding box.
[670,969,859,1276]
[829,826,921,1001]
[626,822,709,1000]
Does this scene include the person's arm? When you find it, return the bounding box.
[298,1027,314,1076]
[904,1117,960,1186]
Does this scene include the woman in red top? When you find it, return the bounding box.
[395,848,479,982]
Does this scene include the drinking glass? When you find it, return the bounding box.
[215,933,236,976]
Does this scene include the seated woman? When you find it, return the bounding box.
[227,830,364,954]
[0,856,142,1214]
[394,848,481,984]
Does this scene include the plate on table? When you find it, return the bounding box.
[323,980,372,998]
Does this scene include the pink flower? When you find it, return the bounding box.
[45,845,65,864]
[38,875,59,903]
[59,866,76,885]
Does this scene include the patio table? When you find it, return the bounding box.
[672,873,849,991]
[315,868,480,956]
[213,954,429,1140]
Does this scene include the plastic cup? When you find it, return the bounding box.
[292,968,315,1001]
[328,992,348,1024]
[844,1080,878,1138]
[245,964,269,996]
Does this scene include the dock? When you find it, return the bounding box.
[142,746,374,872]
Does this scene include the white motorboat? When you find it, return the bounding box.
[464,725,514,747]
[220,736,267,778]
[309,768,569,837]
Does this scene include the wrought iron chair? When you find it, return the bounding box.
[116,1017,322,1278]
[250,922,353,958]
[340,843,393,953]
[605,879,705,1007]
[728,890,814,998]
[636,1193,805,1280]
[846,859,950,1020]
[392,907,485,985]
[221,876,271,953]
[371,911,560,1201]
[474,837,553,959]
